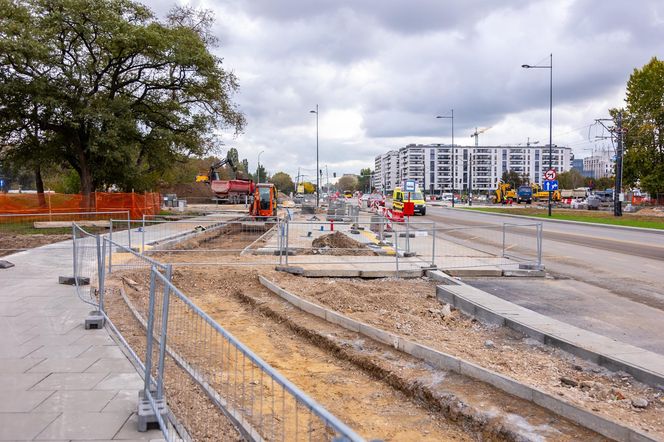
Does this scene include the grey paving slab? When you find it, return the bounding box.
[0,412,60,440]
[71,333,116,346]
[0,372,49,391]
[0,390,54,412]
[31,372,109,391]
[85,358,138,374]
[94,373,143,391]
[35,411,130,440]
[113,413,164,440]
[28,357,100,374]
[101,390,138,414]
[33,390,117,413]
[78,345,128,360]
[0,358,44,373]
[29,344,92,359]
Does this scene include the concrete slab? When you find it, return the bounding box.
[35,411,130,440]
[0,390,54,412]
[0,373,49,391]
[33,390,117,413]
[94,372,143,391]
[0,412,60,441]
[31,372,109,391]
[28,357,100,374]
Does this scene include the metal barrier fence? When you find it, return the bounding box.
[71,222,364,441]
[0,211,129,255]
[431,223,542,270]
[143,266,363,441]
[502,223,543,268]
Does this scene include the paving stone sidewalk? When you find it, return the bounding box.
[0,240,163,441]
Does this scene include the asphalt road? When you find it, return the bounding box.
[426,206,664,354]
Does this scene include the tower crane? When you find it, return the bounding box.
[470,127,491,146]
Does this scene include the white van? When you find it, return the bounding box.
[442,192,454,201]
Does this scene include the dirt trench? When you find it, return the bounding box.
[115,266,608,442]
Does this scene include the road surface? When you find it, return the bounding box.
[427,206,664,354]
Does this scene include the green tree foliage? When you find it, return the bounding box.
[620,57,664,194]
[254,165,268,183]
[585,176,614,191]
[357,168,373,193]
[0,0,245,201]
[269,171,294,194]
[337,175,358,192]
[558,169,586,189]
[500,170,524,188]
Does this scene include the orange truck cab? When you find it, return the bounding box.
[251,183,278,217]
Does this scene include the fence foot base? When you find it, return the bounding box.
[84,311,105,330]
[137,390,168,432]
[59,276,90,286]
[518,263,545,271]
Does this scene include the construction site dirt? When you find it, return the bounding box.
[111,222,663,440]
[0,232,70,257]
[111,266,603,441]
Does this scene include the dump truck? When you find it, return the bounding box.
[200,155,255,203]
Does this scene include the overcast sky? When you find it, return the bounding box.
[145,0,663,182]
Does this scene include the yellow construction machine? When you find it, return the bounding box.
[531,184,561,202]
[493,183,516,204]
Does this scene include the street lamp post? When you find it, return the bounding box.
[522,54,553,217]
[309,105,319,208]
[257,150,264,183]
[436,110,455,207]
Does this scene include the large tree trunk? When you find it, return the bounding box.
[35,164,46,208]
[77,141,95,212]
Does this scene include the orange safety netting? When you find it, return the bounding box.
[0,192,161,220]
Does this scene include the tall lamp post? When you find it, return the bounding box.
[522,54,553,217]
[257,150,264,183]
[309,105,319,208]
[436,110,455,207]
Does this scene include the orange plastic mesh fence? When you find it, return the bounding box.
[0,192,161,220]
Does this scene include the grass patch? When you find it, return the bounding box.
[461,207,664,230]
[0,222,72,235]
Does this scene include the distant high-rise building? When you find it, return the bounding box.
[582,150,614,179]
[373,144,573,194]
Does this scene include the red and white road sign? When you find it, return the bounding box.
[544,169,557,181]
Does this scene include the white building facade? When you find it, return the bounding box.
[373,144,573,194]
[582,150,614,179]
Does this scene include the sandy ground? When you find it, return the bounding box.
[112,266,607,441]
[266,274,664,439]
[114,268,473,442]
[0,232,70,257]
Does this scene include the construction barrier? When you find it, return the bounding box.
[0,192,160,220]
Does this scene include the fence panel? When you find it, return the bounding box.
[72,224,101,308]
[502,223,543,268]
[148,267,363,442]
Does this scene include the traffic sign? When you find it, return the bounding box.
[404,179,416,192]
[544,169,557,181]
[542,180,559,191]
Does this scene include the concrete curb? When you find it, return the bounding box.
[258,276,657,442]
[452,207,664,234]
[427,270,664,390]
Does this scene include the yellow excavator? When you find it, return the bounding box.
[493,183,517,204]
[531,183,562,202]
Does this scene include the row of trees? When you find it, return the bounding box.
[0,0,245,203]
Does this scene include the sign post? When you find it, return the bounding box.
[403,180,416,254]
[543,169,557,216]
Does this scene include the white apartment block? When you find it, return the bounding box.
[582,150,614,179]
[373,144,573,194]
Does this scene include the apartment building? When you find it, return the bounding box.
[373,144,572,194]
